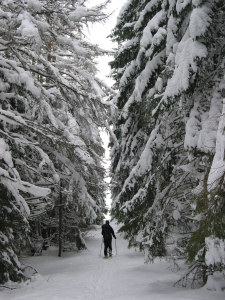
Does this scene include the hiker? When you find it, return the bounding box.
[101,220,116,257]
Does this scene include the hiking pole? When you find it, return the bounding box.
[99,238,103,256]
[115,238,117,256]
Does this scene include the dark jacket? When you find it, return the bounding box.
[102,223,116,240]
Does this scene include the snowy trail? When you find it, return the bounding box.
[1,224,224,300]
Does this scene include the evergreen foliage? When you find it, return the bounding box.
[110,0,225,286]
[0,0,110,283]
[0,184,28,283]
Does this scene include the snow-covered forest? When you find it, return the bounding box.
[0,0,224,297]
[110,0,225,290]
[0,0,112,284]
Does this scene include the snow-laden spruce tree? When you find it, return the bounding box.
[110,0,225,286]
[0,0,110,283]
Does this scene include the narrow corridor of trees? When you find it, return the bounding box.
[0,0,224,289]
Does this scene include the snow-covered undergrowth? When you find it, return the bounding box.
[0,224,224,300]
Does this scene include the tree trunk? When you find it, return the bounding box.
[58,180,63,257]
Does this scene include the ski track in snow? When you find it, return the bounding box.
[0,223,224,300]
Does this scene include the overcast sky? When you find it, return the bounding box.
[87,1,127,210]
[87,0,126,86]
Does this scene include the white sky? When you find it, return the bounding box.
[86,0,126,211]
[86,0,126,86]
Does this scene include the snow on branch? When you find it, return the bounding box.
[207,99,225,191]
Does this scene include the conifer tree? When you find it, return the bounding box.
[110,0,225,285]
[0,0,110,283]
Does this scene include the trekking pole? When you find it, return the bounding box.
[99,238,103,256]
[115,238,117,256]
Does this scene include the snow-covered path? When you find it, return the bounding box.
[1,224,224,300]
